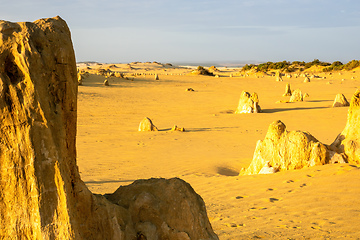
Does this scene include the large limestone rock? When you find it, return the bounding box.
[332,93,350,107]
[330,90,360,164]
[241,120,329,175]
[106,178,217,239]
[235,91,261,113]
[0,17,218,240]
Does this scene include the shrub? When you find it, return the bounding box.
[241,64,256,71]
[343,60,360,71]
[193,66,213,76]
[304,59,330,69]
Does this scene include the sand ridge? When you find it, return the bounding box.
[76,62,360,239]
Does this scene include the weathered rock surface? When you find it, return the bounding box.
[283,83,292,96]
[330,90,360,164]
[242,91,360,175]
[0,17,217,240]
[275,71,283,81]
[289,89,303,102]
[171,125,185,132]
[235,91,261,113]
[138,117,158,131]
[241,120,329,175]
[106,178,217,239]
[332,93,350,107]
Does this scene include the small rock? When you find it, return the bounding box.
[138,117,158,131]
[171,125,185,132]
[332,93,349,107]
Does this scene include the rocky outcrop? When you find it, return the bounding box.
[283,83,292,96]
[138,117,158,131]
[330,90,360,164]
[241,120,329,175]
[0,17,217,240]
[289,89,303,102]
[235,91,261,113]
[332,93,350,107]
[242,91,360,175]
[106,178,216,239]
[275,71,283,82]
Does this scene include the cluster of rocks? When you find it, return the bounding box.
[0,17,217,240]
[278,83,309,102]
[138,118,185,132]
[241,89,360,175]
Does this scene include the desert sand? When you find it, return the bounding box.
[76,62,360,239]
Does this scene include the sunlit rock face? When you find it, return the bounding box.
[235,91,261,114]
[332,93,350,108]
[331,90,360,164]
[241,120,329,175]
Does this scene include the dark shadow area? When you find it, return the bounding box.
[216,167,239,176]
[219,110,234,114]
[185,128,212,132]
[349,165,360,169]
[269,198,279,203]
[85,179,136,185]
[306,100,332,103]
[262,106,328,114]
[187,126,239,132]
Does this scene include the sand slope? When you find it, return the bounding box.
[77,63,360,239]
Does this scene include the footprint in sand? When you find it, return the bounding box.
[235,195,249,199]
[269,197,280,203]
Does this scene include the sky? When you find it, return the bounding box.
[1,0,360,64]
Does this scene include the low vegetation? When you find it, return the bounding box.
[191,66,214,76]
[242,59,360,73]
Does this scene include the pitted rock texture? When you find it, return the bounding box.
[241,120,329,175]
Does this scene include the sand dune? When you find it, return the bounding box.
[77,63,360,239]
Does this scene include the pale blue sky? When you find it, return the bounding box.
[1,0,360,64]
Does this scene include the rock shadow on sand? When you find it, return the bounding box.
[262,106,328,114]
[216,166,239,176]
[84,179,136,185]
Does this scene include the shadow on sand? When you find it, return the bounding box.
[85,179,136,185]
[216,166,239,176]
[262,106,328,114]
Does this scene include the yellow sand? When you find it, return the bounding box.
[77,63,360,239]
